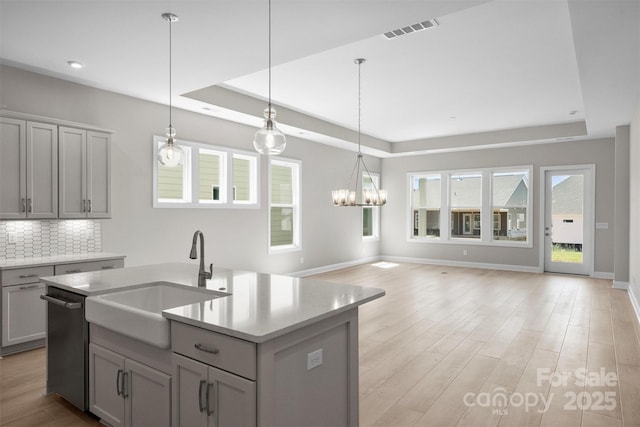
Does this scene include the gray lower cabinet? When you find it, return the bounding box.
[173,353,256,427]
[89,343,171,427]
[0,265,53,349]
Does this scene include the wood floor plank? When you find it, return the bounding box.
[2,262,640,427]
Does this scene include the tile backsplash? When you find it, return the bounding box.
[0,220,101,259]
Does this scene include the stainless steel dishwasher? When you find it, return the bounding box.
[40,286,88,411]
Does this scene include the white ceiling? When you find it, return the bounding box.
[1,0,638,156]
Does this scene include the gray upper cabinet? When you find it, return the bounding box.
[0,118,58,219]
[59,126,111,219]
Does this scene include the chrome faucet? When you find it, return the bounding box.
[189,230,212,287]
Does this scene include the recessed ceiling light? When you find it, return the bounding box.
[67,61,84,69]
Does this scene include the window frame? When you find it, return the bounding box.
[152,135,260,209]
[268,157,302,253]
[407,165,533,248]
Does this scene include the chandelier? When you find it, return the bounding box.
[331,58,387,207]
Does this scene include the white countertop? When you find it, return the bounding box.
[40,262,385,343]
[0,252,126,270]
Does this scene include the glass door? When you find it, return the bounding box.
[543,167,593,275]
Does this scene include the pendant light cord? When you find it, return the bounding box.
[169,16,173,131]
[357,59,361,155]
[268,0,272,114]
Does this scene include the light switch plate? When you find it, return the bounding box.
[7,232,16,244]
[595,222,609,229]
[307,349,323,371]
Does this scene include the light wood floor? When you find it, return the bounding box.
[1,263,639,426]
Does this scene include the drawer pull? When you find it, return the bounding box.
[101,265,116,270]
[194,343,219,355]
[19,284,40,290]
[18,274,39,279]
[65,269,82,274]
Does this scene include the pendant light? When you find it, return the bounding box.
[253,0,286,155]
[157,12,185,167]
[331,58,387,207]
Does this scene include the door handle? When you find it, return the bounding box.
[116,369,123,396]
[39,294,82,309]
[206,382,215,416]
[122,372,129,398]
[198,380,207,413]
[27,198,32,213]
[21,198,26,212]
[88,200,92,213]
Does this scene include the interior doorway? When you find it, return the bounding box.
[541,166,594,275]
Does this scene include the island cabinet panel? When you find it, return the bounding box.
[172,353,256,427]
[90,343,171,427]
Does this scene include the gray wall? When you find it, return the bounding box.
[0,65,381,273]
[380,139,616,274]
[630,101,640,311]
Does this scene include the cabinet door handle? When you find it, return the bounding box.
[27,198,32,213]
[116,369,123,396]
[88,200,92,212]
[101,265,116,270]
[21,198,26,212]
[65,269,82,274]
[198,380,207,413]
[19,274,39,279]
[206,382,215,416]
[19,284,40,290]
[122,371,129,399]
[82,200,86,213]
[194,343,219,355]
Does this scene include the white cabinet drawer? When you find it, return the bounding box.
[54,258,124,275]
[171,322,256,380]
[1,266,54,286]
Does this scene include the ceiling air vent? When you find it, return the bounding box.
[383,18,439,40]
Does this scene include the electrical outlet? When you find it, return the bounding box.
[307,349,323,371]
[7,232,16,245]
[300,256,304,264]
[463,249,468,256]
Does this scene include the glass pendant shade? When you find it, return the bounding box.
[157,126,184,167]
[253,106,286,155]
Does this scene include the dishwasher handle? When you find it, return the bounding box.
[40,294,83,310]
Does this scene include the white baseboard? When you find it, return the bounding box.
[379,255,541,274]
[593,271,615,280]
[612,281,630,290]
[288,256,382,277]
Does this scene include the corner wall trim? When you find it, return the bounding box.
[629,288,640,329]
[613,281,630,290]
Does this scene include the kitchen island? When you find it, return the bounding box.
[41,262,385,427]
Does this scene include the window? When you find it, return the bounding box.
[411,174,441,238]
[153,136,259,208]
[269,158,300,251]
[408,166,532,247]
[232,154,257,204]
[156,144,192,203]
[363,173,381,239]
[450,173,482,239]
[492,170,529,242]
[198,149,226,203]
